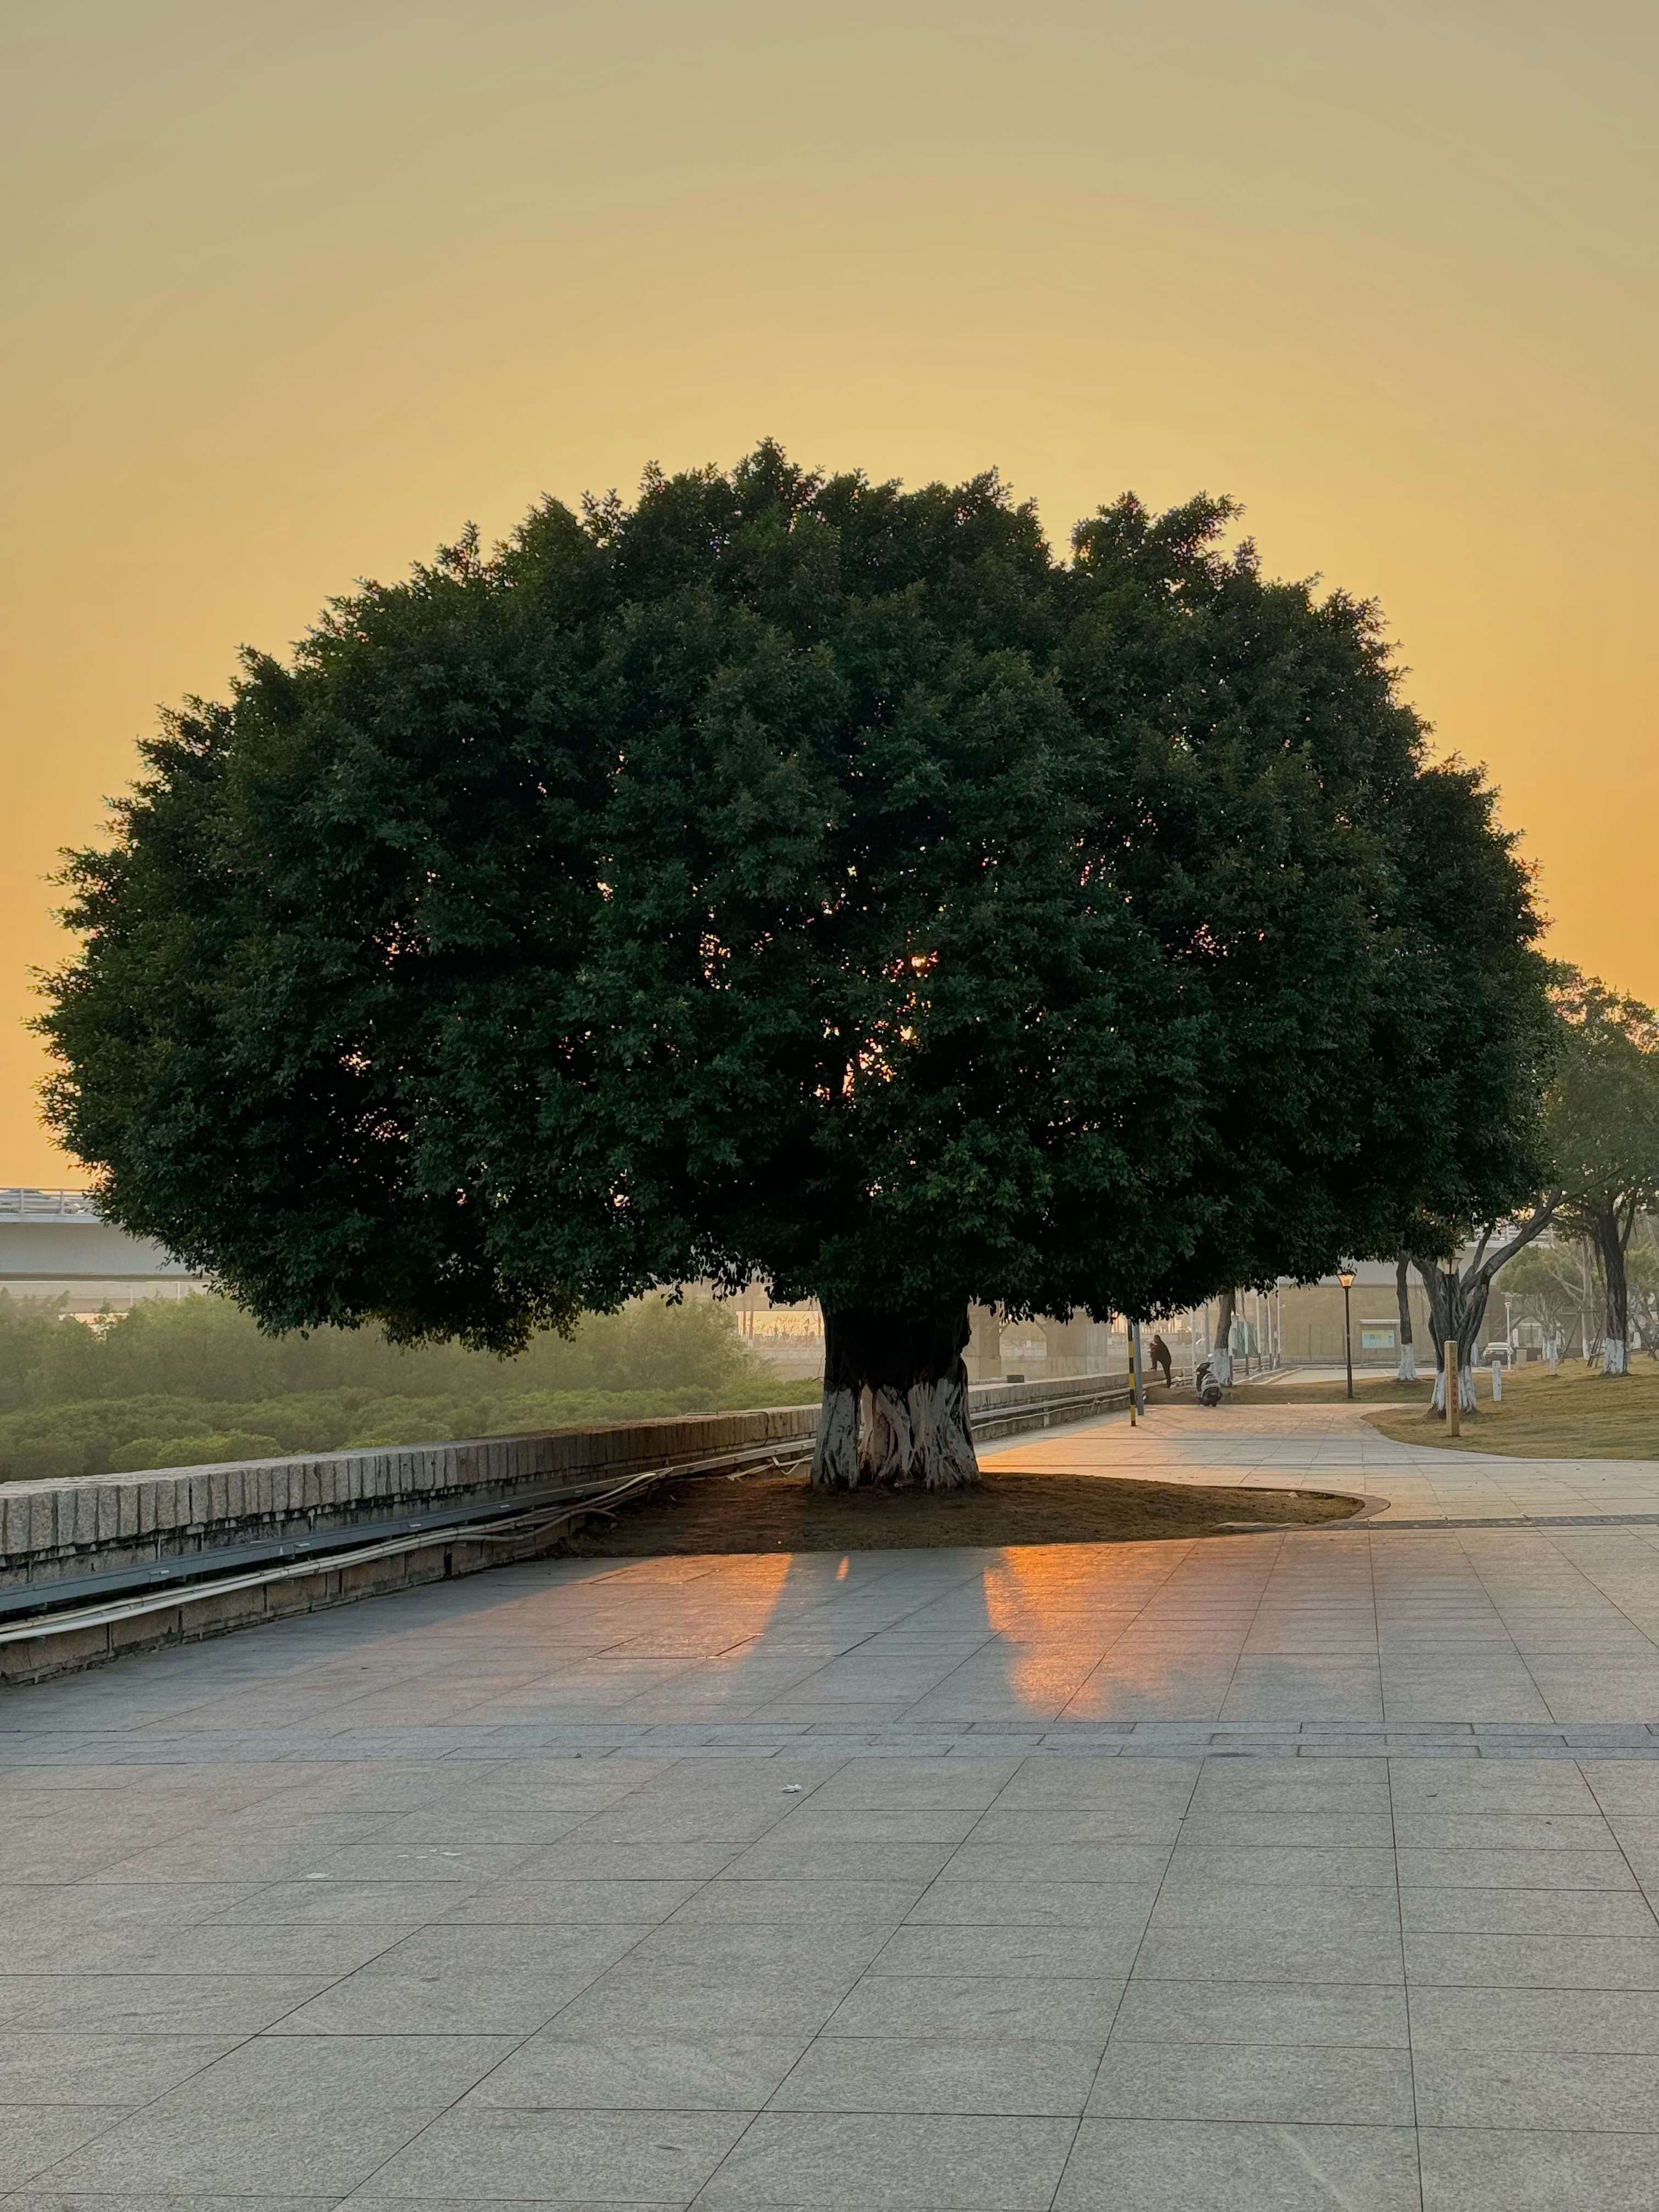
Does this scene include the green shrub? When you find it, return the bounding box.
[105,1430,285,1473]
[341,1398,460,1448]
[0,1291,816,1481]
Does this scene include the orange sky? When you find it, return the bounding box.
[5,1,1655,1183]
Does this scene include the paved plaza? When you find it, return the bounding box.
[4,1400,1659,2207]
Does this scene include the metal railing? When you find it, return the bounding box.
[0,1188,104,1220]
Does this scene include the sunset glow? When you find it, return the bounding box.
[5,4,1655,1178]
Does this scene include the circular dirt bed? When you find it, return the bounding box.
[565,1469,1364,1555]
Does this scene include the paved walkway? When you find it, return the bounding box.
[992,1390,1659,1522]
[4,1403,1659,2207]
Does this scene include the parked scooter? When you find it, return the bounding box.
[1194,1357,1224,1408]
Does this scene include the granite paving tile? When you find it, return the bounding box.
[1404,1929,1659,1988]
[1413,2046,1659,2130]
[1053,2117,1423,2212]
[352,2106,751,2202]
[548,1967,864,2040]
[823,1972,1126,2042]
[901,1876,1166,1926]
[1418,2125,1659,2211]
[0,1974,335,2036]
[27,2101,436,2194]
[1109,1978,1410,2047]
[766,2033,1104,2115]
[462,2034,807,2113]
[696,2109,1076,2211]
[1086,2040,1416,2124]
[1399,1884,1659,1935]
[870,1922,1153,1978]
[1407,1983,1659,2053]
[0,2107,130,2191]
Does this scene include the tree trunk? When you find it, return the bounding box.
[1209,1288,1237,1385]
[1581,1236,1594,1361]
[811,1305,979,1489]
[812,1318,860,1487]
[1595,1204,1631,1376]
[1394,1254,1417,1381]
[1415,1261,1486,1417]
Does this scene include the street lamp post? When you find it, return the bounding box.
[1339,1265,1356,1401]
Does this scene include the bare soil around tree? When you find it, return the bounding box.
[564,1467,1364,1556]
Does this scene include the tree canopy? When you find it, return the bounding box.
[1546,973,1659,1372]
[41,446,1554,1479]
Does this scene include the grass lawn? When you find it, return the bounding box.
[1366,1358,1659,1460]
[1230,1374,1431,1407]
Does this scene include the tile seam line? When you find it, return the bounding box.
[1456,1526,1655,1728]
[1048,1741,1204,2201]
[1052,1537,1209,1723]
[682,1551,1012,1707]
[0,2000,236,2195]
[282,1754,850,2197]
[1380,1514,1426,2212]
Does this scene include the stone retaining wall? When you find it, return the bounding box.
[0,1372,1130,1684]
[0,1403,816,1605]
[1,1373,1128,1601]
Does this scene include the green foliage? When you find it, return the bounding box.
[106,1430,284,1475]
[1544,975,1659,1357]
[1547,977,1659,1231]
[1369,766,1559,1266]
[0,1291,811,1481]
[41,447,1553,1341]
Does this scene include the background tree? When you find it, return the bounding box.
[1392,1256,1417,1381]
[1208,1288,1239,1387]
[42,448,1551,1486]
[1493,1238,1593,1362]
[1412,1214,1561,1415]
[1351,758,1564,1414]
[1629,1221,1659,1358]
[1402,973,1659,1408]
[1545,975,1659,1375]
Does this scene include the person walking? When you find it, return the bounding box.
[1149,1332,1173,1387]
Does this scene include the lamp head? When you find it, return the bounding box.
[1338,1265,1357,1289]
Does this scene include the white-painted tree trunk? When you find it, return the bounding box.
[1605,1336,1629,1376]
[812,1307,980,1489]
[858,1386,909,1486]
[906,1372,979,1489]
[1394,1255,1415,1383]
[812,1384,859,1487]
[1430,1362,1477,1414]
[1206,1288,1237,1388]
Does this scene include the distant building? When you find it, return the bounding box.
[0,1188,204,1314]
[1265,1263,1433,1369]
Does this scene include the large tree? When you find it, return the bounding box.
[42,448,1549,1485]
